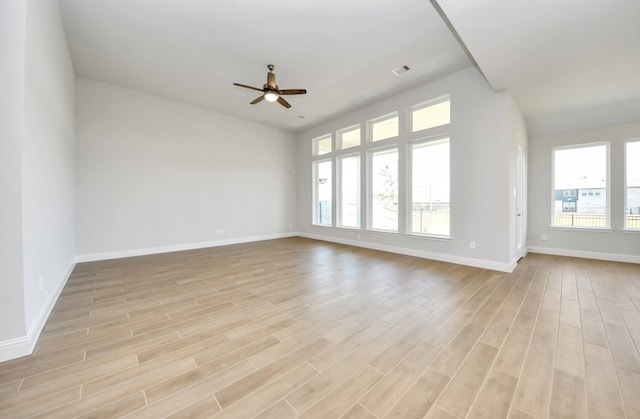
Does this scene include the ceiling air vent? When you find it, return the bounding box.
[392,65,410,76]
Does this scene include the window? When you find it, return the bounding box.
[410,138,450,236]
[370,148,398,231]
[313,160,332,225]
[370,113,399,142]
[626,140,640,230]
[564,190,577,198]
[553,143,608,228]
[411,98,450,132]
[338,126,361,149]
[338,155,360,228]
[313,134,332,156]
[310,94,452,237]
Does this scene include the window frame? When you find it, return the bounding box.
[312,158,333,226]
[367,145,400,232]
[409,95,451,133]
[308,94,453,240]
[337,153,361,229]
[624,138,640,231]
[337,124,361,150]
[550,141,610,230]
[407,136,451,238]
[313,134,332,156]
[368,112,399,143]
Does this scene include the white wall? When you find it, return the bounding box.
[22,0,76,337]
[75,79,297,259]
[296,67,520,271]
[528,121,640,262]
[0,0,76,362]
[0,0,28,345]
[527,97,640,138]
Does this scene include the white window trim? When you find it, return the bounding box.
[550,141,611,230]
[367,145,400,233]
[624,138,640,231]
[336,124,362,151]
[337,153,361,229]
[409,94,451,134]
[407,136,451,238]
[312,158,333,226]
[368,111,399,143]
[312,133,333,157]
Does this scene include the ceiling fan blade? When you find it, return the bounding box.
[279,89,307,95]
[233,83,264,92]
[267,72,276,89]
[277,96,292,109]
[250,95,265,105]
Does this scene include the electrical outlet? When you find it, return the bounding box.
[216,228,224,236]
[541,233,547,241]
[469,241,476,249]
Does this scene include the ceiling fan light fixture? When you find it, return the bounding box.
[233,65,306,109]
[264,91,279,102]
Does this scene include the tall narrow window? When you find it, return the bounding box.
[313,160,332,225]
[553,143,608,228]
[338,125,361,149]
[370,148,398,231]
[411,138,450,237]
[411,98,450,132]
[313,134,332,156]
[370,113,399,142]
[626,140,640,230]
[339,155,360,228]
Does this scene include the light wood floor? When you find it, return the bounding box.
[1,237,639,418]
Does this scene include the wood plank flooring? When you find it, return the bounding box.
[1,237,639,418]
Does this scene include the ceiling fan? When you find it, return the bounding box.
[233,64,307,109]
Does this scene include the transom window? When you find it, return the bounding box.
[411,98,450,132]
[313,134,332,156]
[370,113,399,142]
[337,125,361,150]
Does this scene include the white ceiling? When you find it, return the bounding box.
[437,0,640,118]
[58,0,640,132]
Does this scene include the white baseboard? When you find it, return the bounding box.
[0,336,32,363]
[528,246,640,264]
[75,233,298,263]
[0,260,75,363]
[299,232,516,272]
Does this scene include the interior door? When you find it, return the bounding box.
[515,144,525,258]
